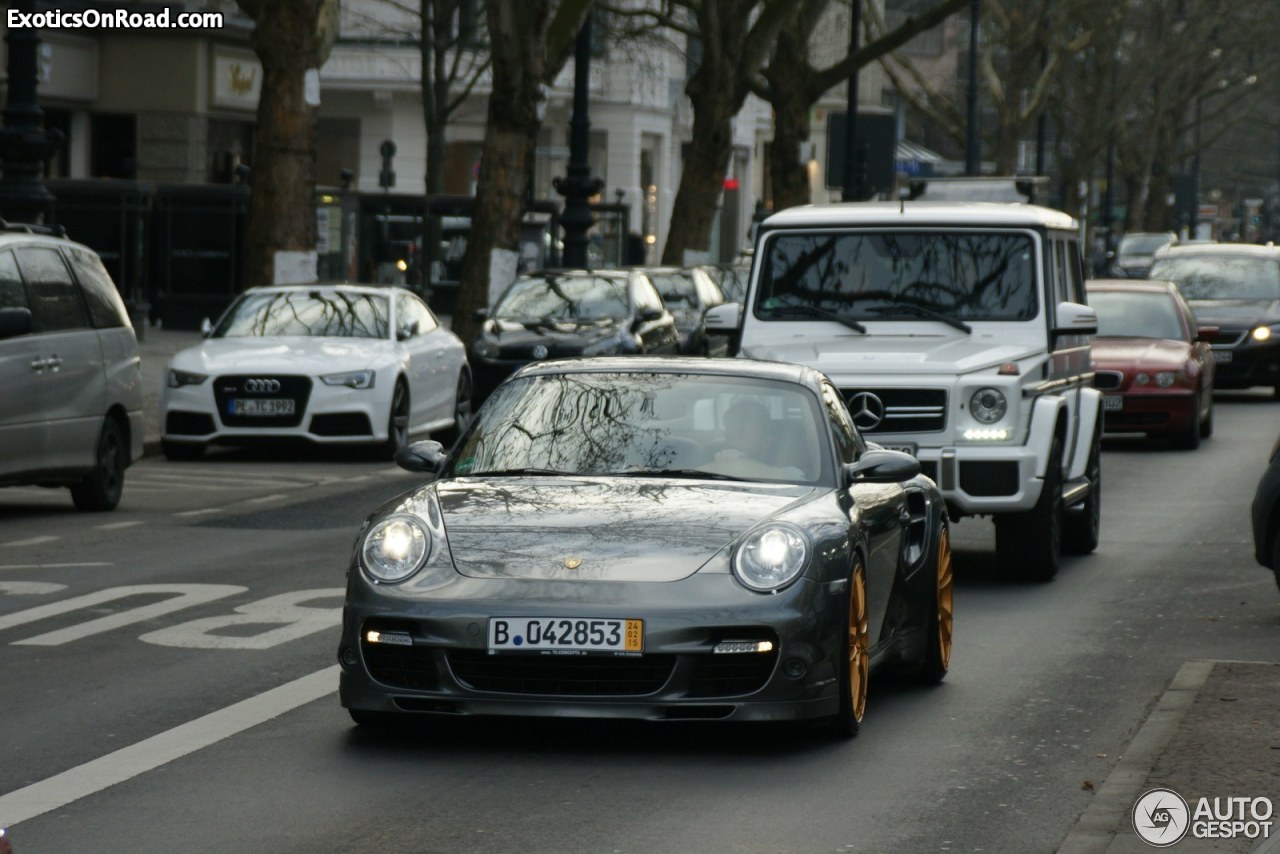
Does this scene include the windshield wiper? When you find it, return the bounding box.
[864,304,972,334]
[611,468,750,482]
[758,304,867,333]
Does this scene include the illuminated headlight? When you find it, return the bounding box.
[963,427,1010,441]
[167,369,208,388]
[473,338,500,359]
[733,524,809,592]
[969,387,1008,423]
[360,514,430,583]
[1253,326,1272,342]
[1134,372,1150,385]
[320,370,375,389]
[1154,371,1180,388]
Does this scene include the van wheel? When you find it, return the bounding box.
[995,436,1063,582]
[71,418,126,512]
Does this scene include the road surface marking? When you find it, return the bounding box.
[174,508,223,517]
[246,493,288,504]
[3,536,58,547]
[94,521,144,530]
[0,665,339,827]
[0,582,67,595]
[0,562,111,571]
[0,584,245,645]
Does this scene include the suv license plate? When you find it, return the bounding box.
[231,398,295,416]
[1213,350,1233,363]
[1103,395,1123,411]
[489,617,644,654]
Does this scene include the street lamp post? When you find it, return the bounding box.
[0,0,60,223]
[1189,96,1202,239]
[964,0,981,176]
[841,0,863,202]
[554,11,604,269]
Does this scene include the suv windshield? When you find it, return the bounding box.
[215,290,389,339]
[1148,255,1280,301]
[494,275,630,321]
[757,231,1038,321]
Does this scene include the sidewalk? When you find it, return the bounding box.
[1060,660,1280,853]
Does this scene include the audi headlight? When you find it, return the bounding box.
[321,370,376,389]
[733,524,809,592]
[360,514,430,583]
[167,369,208,388]
[1253,326,1272,342]
[969,387,1008,424]
[473,338,500,359]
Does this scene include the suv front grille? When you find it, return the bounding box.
[213,375,311,428]
[841,388,947,434]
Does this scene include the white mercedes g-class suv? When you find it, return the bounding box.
[706,202,1102,581]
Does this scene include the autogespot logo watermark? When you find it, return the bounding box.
[1132,788,1274,847]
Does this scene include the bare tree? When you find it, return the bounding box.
[235,0,340,287]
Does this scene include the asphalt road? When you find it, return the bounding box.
[1,396,1277,854]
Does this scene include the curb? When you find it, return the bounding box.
[1058,660,1215,853]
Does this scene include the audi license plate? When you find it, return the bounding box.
[231,398,295,416]
[489,617,644,654]
[1103,395,1123,412]
[1213,350,1233,363]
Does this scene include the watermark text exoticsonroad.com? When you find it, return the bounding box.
[7,8,224,30]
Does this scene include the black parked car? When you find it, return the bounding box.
[1251,435,1280,593]
[1149,244,1280,397]
[339,358,953,736]
[697,262,751,304]
[468,269,680,403]
[639,266,728,355]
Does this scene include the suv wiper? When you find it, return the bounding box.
[758,304,867,333]
[865,304,972,334]
[611,468,750,482]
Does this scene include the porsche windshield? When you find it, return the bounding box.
[450,372,833,485]
[1148,255,1280,301]
[494,275,630,321]
[756,231,1038,321]
[215,290,390,339]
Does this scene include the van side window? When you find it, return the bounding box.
[67,247,129,329]
[15,246,89,333]
[0,250,26,312]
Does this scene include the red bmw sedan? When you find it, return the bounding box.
[1087,280,1216,449]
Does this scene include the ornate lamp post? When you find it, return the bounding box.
[554,11,604,269]
[841,0,863,202]
[964,0,981,176]
[0,0,60,222]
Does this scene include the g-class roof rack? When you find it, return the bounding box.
[0,218,67,238]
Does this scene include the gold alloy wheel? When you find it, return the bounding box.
[937,528,954,672]
[848,564,869,724]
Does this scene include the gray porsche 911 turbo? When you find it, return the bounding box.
[338,357,952,736]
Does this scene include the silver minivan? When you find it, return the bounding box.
[0,227,144,510]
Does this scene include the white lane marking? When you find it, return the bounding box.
[94,521,144,530]
[0,582,67,595]
[141,589,343,649]
[1,584,246,646]
[3,536,59,547]
[0,665,339,827]
[0,562,111,571]
[174,508,223,517]
[246,493,287,504]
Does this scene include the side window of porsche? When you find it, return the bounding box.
[821,382,862,464]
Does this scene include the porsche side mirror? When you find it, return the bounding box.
[395,440,448,476]
[200,317,214,337]
[0,307,33,339]
[844,449,920,486]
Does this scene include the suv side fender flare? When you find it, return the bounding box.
[1068,387,1103,480]
[1026,395,1067,479]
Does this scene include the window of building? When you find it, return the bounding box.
[90,113,138,179]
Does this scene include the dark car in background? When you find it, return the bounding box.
[1087,279,1215,449]
[639,266,727,355]
[468,269,680,403]
[1149,243,1280,397]
[339,358,953,736]
[1110,232,1176,278]
[697,262,751,304]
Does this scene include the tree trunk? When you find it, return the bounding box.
[768,89,813,213]
[661,78,740,265]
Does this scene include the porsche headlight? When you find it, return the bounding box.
[473,338,500,359]
[733,524,809,592]
[321,370,376,389]
[167,369,208,388]
[360,514,430,583]
[969,387,1008,424]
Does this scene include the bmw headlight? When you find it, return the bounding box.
[969,387,1008,424]
[733,524,809,592]
[1154,371,1181,388]
[321,370,376,389]
[168,369,208,388]
[473,338,500,359]
[360,514,430,583]
[1253,326,1272,342]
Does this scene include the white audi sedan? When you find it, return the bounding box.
[159,284,470,460]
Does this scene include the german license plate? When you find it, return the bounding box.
[882,443,917,456]
[1103,395,1123,411]
[231,398,295,416]
[1213,349,1233,363]
[489,617,644,654]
